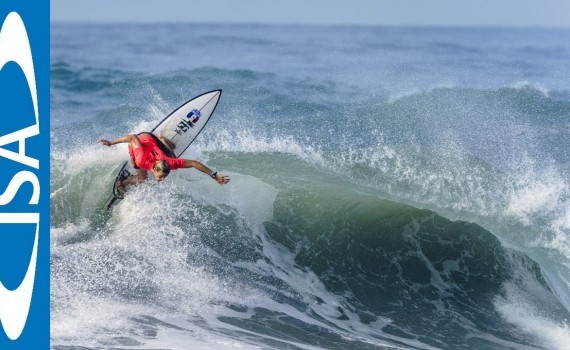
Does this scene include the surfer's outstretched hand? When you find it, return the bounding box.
[97,139,112,146]
[215,173,230,185]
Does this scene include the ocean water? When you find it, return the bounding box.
[50,23,570,350]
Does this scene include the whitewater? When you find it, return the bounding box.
[50,23,570,349]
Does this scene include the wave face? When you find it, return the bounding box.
[50,23,570,350]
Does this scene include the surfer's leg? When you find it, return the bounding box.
[115,169,147,196]
[158,136,176,151]
[121,169,148,187]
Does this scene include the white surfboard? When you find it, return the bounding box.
[105,89,222,210]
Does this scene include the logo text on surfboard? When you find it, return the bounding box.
[174,109,201,135]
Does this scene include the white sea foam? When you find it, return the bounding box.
[511,81,550,97]
[197,128,327,166]
[495,282,570,350]
[505,176,567,225]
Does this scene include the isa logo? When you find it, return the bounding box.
[0,0,49,349]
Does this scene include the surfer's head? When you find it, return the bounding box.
[152,160,170,182]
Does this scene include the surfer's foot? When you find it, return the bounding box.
[159,136,176,151]
[115,179,127,196]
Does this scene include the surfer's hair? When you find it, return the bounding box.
[153,160,170,174]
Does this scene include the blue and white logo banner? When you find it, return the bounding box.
[0,0,49,348]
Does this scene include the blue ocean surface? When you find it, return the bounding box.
[50,23,570,350]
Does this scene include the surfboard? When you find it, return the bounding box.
[104,89,222,210]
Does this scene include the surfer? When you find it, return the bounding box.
[97,132,229,192]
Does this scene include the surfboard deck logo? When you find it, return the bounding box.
[105,89,222,210]
[175,108,202,134]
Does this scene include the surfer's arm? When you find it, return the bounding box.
[182,159,230,185]
[97,134,142,149]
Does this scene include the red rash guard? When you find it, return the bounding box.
[128,134,184,171]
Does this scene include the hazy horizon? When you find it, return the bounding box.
[51,0,570,28]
